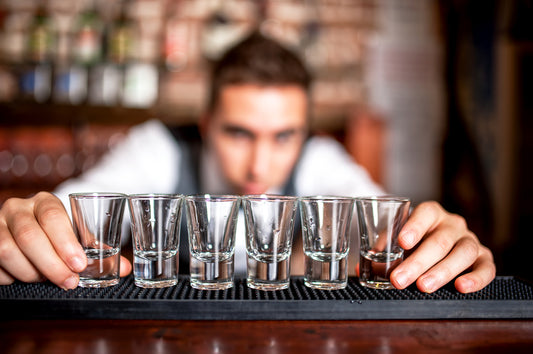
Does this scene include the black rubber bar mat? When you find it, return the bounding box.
[1,276,532,320]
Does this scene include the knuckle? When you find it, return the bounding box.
[460,237,479,261]
[38,205,67,225]
[416,201,443,220]
[424,200,441,212]
[449,213,468,231]
[434,234,453,255]
[480,245,495,262]
[0,197,22,214]
[417,201,436,213]
[0,238,14,260]
[13,224,37,248]
[489,263,497,280]
[34,191,50,198]
[33,191,54,202]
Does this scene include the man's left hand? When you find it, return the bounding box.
[390,201,496,293]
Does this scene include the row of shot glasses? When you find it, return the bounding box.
[69,193,410,291]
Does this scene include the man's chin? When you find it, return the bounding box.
[240,185,269,195]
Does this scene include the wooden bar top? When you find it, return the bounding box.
[2,319,533,353]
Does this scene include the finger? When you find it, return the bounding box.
[414,236,480,293]
[390,225,461,290]
[0,266,15,285]
[397,201,444,250]
[5,204,80,290]
[454,246,496,293]
[0,219,43,283]
[119,256,132,277]
[33,192,87,273]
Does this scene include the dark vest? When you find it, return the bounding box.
[167,125,299,274]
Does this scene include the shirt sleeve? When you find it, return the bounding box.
[53,119,182,210]
[293,135,385,197]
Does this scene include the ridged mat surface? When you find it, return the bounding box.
[2,276,532,320]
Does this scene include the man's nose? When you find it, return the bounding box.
[249,141,271,179]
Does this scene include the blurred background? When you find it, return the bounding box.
[0,0,531,280]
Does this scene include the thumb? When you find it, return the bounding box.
[119,256,132,277]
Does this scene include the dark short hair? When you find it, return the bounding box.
[207,31,312,112]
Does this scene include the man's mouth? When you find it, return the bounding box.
[241,182,268,195]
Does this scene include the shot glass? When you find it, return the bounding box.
[185,195,240,290]
[299,196,355,290]
[356,196,411,289]
[128,194,183,288]
[69,193,127,288]
[242,195,298,291]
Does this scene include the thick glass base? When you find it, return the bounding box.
[134,278,178,288]
[246,278,289,291]
[359,279,395,290]
[78,277,119,288]
[304,279,347,290]
[190,279,233,290]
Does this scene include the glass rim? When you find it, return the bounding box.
[69,192,127,199]
[127,193,182,200]
[242,194,298,202]
[299,195,354,202]
[184,194,241,201]
[355,195,411,203]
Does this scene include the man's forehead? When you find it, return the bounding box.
[213,84,308,131]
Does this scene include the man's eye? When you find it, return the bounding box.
[275,131,294,144]
[224,128,252,140]
[232,131,248,138]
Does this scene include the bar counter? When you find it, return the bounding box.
[2,319,533,352]
[2,276,533,352]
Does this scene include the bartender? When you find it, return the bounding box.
[0,31,495,293]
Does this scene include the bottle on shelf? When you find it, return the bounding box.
[55,0,103,105]
[20,1,55,103]
[89,0,132,106]
[53,1,86,105]
[121,0,160,109]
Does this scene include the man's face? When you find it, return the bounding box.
[202,84,308,195]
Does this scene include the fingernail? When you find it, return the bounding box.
[394,271,409,289]
[460,278,475,293]
[401,231,415,248]
[420,276,436,293]
[70,256,86,272]
[63,275,78,290]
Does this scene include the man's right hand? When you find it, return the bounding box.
[0,192,131,290]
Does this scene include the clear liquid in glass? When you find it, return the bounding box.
[79,247,120,288]
[359,250,403,289]
[246,253,290,291]
[134,250,178,288]
[189,251,234,290]
[304,252,348,290]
